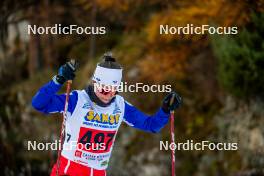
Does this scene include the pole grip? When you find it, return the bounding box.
[169,93,176,112]
[67,59,77,71]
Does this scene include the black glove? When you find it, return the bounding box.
[55,60,77,84]
[162,91,182,113]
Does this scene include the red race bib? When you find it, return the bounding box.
[77,127,116,153]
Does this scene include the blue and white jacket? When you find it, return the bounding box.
[32,80,169,170]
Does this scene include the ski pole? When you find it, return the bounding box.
[56,60,75,176]
[170,93,176,176]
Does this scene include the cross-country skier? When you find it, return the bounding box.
[32,53,182,176]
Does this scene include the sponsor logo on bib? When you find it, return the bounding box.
[84,110,120,125]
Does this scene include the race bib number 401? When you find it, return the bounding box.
[77,127,116,153]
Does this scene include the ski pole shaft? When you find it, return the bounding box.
[170,110,175,176]
[56,59,76,176]
[56,80,72,176]
[170,93,176,176]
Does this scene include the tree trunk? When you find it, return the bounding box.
[28,5,41,77]
[89,1,97,59]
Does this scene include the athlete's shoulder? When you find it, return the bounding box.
[72,89,88,100]
[73,89,84,94]
[68,90,83,102]
[115,94,124,101]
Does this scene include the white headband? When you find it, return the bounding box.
[92,65,122,86]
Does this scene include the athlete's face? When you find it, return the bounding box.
[94,83,117,103]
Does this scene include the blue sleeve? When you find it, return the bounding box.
[123,102,170,133]
[31,80,78,114]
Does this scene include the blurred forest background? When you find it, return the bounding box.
[0,0,264,175]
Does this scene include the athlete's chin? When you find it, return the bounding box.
[101,99,110,103]
[100,97,112,103]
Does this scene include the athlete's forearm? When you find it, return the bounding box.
[31,80,64,114]
[147,108,170,133]
[124,102,169,133]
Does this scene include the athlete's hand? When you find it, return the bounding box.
[162,91,182,113]
[55,60,78,84]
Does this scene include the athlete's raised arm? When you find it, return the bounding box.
[32,61,78,114]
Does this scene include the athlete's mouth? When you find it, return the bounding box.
[99,89,112,95]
